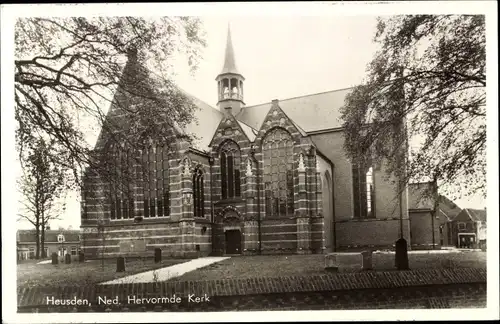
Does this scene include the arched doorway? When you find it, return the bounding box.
[221,207,242,255]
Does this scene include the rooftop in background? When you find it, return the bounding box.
[17,229,81,244]
[461,208,487,223]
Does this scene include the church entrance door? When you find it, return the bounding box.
[225,230,242,254]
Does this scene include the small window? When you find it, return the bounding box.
[458,222,466,230]
[193,167,205,218]
[71,246,77,256]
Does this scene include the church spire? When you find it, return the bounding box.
[220,23,240,75]
[216,23,245,115]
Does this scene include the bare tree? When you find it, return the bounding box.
[15,17,206,194]
[17,138,66,259]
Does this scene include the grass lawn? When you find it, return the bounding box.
[169,251,487,282]
[17,257,189,289]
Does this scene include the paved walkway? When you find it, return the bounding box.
[373,249,465,254]
[99,256,230,285]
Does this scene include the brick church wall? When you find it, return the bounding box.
[310,131,412,251]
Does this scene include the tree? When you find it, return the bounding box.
[17,138,67,259]
[340,15,486,201]
[15,17,207,192]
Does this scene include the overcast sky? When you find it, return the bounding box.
[13,14,487,230]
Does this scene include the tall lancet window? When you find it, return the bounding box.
[109,145,134,220]
[192,167,204,218]
[161,146,170,217]
[263,128,295,218]
[352,162,375,219]
[220,140,241,199]
[142,144,170,218]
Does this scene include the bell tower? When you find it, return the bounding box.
[216,24,245,115]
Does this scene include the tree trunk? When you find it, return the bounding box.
[35,222,40,259]
[41,219,46,258]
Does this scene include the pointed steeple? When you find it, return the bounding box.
[216,23,245,115]
[220,24,240,75]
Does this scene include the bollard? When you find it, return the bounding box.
[51,252,58,265]
[395,238,409,270]
[154,248,162,263]
[116,256,125,272]
[65,253,71,264]
[79,251,85,263]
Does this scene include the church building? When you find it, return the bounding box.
[80,27,414,258]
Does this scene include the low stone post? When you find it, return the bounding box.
[154,248,162,263]
[51,252,58,265]
[395,238,410,270]
[79,251,85,263]
[65,253,71,264]
[116,256,125,272]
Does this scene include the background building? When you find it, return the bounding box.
[450,208,487,249]
[16,229,81,261]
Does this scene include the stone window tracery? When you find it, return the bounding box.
[262,128,295,218]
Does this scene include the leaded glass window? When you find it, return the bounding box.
[263,128,295,218]
[220,140,241,199]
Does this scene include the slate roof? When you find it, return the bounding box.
[17,230,81,244]
[235,87,353,133]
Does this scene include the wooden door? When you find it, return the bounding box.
[225,230,241,254]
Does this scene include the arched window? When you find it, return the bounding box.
[352,163,375,218]
[220,141,241,199]
[262,128,295,218]
[142,144,170,218]
[193,167,204,218]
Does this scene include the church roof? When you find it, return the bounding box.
[93,47,224,154]
[408,182,435,210]
[235,87,353,133]
[219,25,241,76]
[181,92,224,152]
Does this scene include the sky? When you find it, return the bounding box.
[14,14,487,230]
